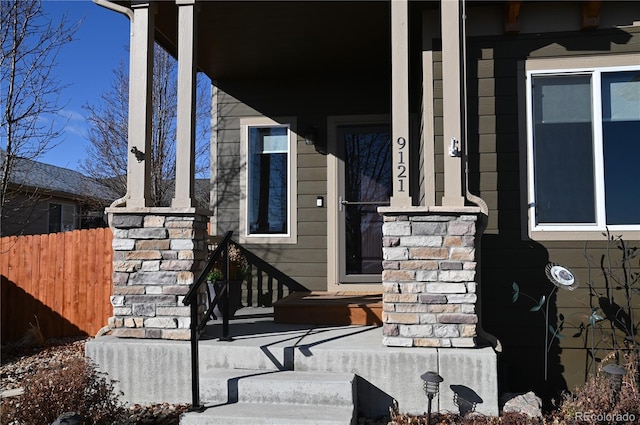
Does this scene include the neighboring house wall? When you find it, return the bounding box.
[1,191,81,236]
[464,20,640,396]
[1,153,113,236]
[2,187,109,236]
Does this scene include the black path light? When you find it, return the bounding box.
[420,371,443,425]
[602,363,626,393]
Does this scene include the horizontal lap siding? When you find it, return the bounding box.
[214,70,390,291]
[467,27,640,395]
[214,89,328,291]
[1,229,113,343]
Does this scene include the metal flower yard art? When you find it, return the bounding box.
[512,263,579,382]
[545,263,579,291]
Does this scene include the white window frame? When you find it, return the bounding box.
[239,116,297,244]
[524,55,640,241]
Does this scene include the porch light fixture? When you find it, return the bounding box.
[448,137,461,157]
[303,125,317,145]
[602,364,626,393]
[420,371,443,425]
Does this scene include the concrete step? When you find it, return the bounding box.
[200,369,356,406]
[198,341,293,372]
[180,402,355,425]
[180,369,357,425]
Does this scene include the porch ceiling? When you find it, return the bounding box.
[150,1,394,80]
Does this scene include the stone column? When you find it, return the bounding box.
[379,206,483,348]
[107,208,209,340]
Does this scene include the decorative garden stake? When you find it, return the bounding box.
[420,371,443,425]
[512,263,578,382]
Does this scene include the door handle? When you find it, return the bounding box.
[339,196,390,212]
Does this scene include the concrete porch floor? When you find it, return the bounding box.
[86,307,498,418]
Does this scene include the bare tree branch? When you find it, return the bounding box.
[80,44,210,207]
[1,0,82,225]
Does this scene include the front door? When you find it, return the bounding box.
[329,119,391,289]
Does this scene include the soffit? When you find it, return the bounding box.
[154,1,393,80]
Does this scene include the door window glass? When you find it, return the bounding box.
[341,126,391,275]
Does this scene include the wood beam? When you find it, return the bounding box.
[504,1,522,34]
[581,0,601,30]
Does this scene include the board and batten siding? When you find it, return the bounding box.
[465,25,640,397]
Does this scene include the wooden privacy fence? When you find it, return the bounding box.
[1,228,113,343]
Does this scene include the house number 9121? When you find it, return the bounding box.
[396,137,407,192]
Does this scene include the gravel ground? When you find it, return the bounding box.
[1,337,87,392]
[1,337,389,425]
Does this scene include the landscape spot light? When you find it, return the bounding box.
[454,392,476,416]
[420,371,443,425]
[602,364,626,393]
[450,385,482,416]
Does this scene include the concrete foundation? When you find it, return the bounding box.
[86,308,498,418]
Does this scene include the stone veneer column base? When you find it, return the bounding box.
[379,206,484,348]
[106,207,209,340]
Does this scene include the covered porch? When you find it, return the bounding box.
[92,0,498,420]
[100,0,487,343]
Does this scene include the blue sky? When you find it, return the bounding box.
[39,0,130,171]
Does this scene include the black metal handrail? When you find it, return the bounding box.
[183,230,233,411]
[231,241,308,306]
[181,230,309,412]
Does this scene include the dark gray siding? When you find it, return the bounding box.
[466,26,640,400]
[213,74,391,291]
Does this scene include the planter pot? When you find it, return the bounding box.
[209,281,243,318]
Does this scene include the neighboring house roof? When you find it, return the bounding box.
[1,150,118,202]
